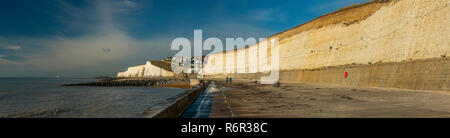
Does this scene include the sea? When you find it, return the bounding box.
[0,78,187,118]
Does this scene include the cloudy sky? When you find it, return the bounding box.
[0,0,367,77]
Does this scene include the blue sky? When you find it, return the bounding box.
[0,0,367,77]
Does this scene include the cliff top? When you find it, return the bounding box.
[149,60,173,72]
[270,0,397,41]
[210,0,398,55]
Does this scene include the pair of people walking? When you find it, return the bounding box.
[226,77,232,84]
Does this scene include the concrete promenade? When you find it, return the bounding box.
[208,80,450,118]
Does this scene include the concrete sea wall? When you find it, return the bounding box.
[152,81,209,118]
[279,58,449,91]
[200,0,450,91]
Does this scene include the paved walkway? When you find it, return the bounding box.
[180,83,215,118]
[208,80,450,118]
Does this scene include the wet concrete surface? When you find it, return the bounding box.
[180,83,215,118]
[208,80,450,118]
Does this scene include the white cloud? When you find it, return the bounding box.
[0,0,274,77]
[0,54,23,65]
[1,0,158,71]
[24,30,140,69]
[2,45,21,50]
[123,0,137,8]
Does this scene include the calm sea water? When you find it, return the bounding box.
[0,78,186,118]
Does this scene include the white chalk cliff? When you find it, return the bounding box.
[117,60,174,77]
[200,0,449,75]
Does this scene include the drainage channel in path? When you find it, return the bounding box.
[180,82,217,118]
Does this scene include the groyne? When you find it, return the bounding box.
[63,78,188,87]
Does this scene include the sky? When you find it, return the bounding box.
[0,0,368,78]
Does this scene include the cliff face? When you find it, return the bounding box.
[117,65,145,77]
[117,60,175,77]
[200,0,449,91]
[276,0,448,70]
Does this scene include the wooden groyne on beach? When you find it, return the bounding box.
[64,77,207,118]
[63,78,189,87]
